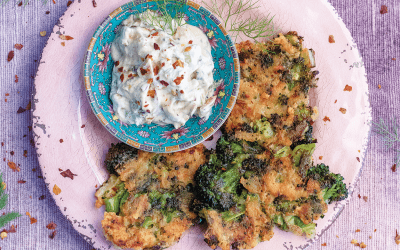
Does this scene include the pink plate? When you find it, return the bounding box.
[32,0,370,249]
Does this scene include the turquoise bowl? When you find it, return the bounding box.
[83,0,240,153]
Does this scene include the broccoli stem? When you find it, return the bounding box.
[142,216,154,229]
[104,183,129,214]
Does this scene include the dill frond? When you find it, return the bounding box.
[0,174,21,228]
[202,0,274,42]
[142,0,187,35]
[373,117,400,167]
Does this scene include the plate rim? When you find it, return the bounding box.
[31,0,372,249]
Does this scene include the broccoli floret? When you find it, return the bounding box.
[216,135,264,164]
[259,53,274,68]
[105,143,138,175]
[307,164,349,204]
[253,117,275,138]
[278,94,289,106]
[193,161,241,212]
[241,155,268,176]
[103,182,129,214]
[148,190,184,223]
[285,215,316,238]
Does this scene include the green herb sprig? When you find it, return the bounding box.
[202,0,274,42]
[373,117,400,168]
[142,0,187,35]
[0,174,21,228]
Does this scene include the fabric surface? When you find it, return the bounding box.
[0,0,398,249]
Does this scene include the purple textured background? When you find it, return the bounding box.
[0,0,399,249]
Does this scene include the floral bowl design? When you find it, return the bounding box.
[83,0,239,153]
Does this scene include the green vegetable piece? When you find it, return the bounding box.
[274,146,291,158]
[104,183,128,213]
[254,119,274,138]
[292,143,316,166]
[142,216,154,229]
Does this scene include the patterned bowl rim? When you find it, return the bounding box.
[82,0,240,153]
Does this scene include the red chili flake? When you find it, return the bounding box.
[144,104,149,108]
[18,180,26,184]
[344,85,352,91]
[7,161,20,172]
[321,243,327,246]
[30,217,37,224]
[154,43,160,50]
[45,11,50,14]
[145,54,153,60]
[59,35,74,41]
[7,51,14,62]
[323,116,331,122]
[205,135,214,141]
[151,32,159,37]
[173,75,184,85]
[10,151,14,156]
[339,108,347,114]
[17,107,26,114]
[153,65,159,75]
[393,58,397,61]
[146,110,150,113]
[391,164,397,172]
[328,35,335,43]
[58,168,63,172]
[147,90,156,98]
[18,1,22,6]
[358,194,361,198]
[356,157,360,162]
[334,100,337,103]
[52,0,56,4]
[184,47,192,52]
[38,195,45,200]
[8,225,16,233]
[147,78,153,84]
[395,230,400,245]
[26,101,31,111]
[1,142,3,147]
[46,222,57,230]
[15,75,19,83]
[140,68,148,75]
[59,139,64,143]
[189,40,193,44]
[180,90,184,94]
[49,230,57,239]
[67,0,72,7]
[60,169,77,180]
[92,0,97,7]
[363,196,368,202]
[14,44,23,50]
[118,67,124,72]
[120,74,125,82]
[115,61,120,66]
[380,5,388,14]
[172,60,184,69]
[160,80,169,87]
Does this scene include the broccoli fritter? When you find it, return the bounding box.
[224,32,319,149]
[96,143,208,250]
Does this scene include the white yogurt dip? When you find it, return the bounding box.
[110,14,216,129]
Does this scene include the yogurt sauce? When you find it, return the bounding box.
[110,14,216,129]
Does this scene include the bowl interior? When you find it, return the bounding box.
[83,0,239,153]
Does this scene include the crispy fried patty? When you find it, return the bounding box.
[96,143,208,250]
